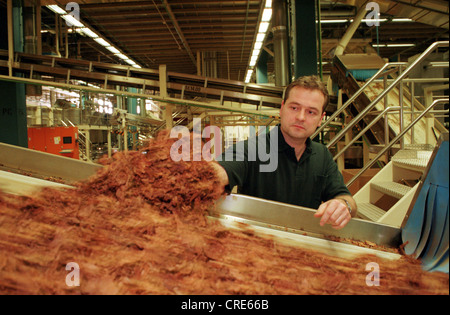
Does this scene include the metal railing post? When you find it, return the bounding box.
[333,106,401,161]
[346,98,449,187]
[312,62,406,140]
[326,41,449,150]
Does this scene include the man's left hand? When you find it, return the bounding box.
[314,199,351,230]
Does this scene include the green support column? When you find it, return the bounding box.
[127,88,138,115]
[294,0,318,78]
[256,50,269,84]
[126,88,139,149]
[0,0,27,147]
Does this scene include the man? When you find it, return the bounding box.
[213,75,357,230]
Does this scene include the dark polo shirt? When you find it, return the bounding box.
[217,126,351,209]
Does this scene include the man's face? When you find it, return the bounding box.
[279,86,326,143]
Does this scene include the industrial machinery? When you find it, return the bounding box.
[0,41,447,279]
[1,134,448,273]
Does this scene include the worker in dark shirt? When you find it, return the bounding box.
[213,75,357,230]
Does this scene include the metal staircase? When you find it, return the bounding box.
[322,41,449,228]
[354,144,434,227]
[77,129,93,162]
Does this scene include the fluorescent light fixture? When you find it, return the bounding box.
[320,18,412,24]
[46,3,138,71]
[245,0,272,84]
[252,49,261,57]
[256,33,266,42]
[115,53,129,60]
[77,27,98,38]
[61,14,84,28]
[47,5,67,15]
[392,18,413,22]
[125,59,137,65]
[319,19,347,24]
[262,8,272,22]
[372,43,416,47]
[361,18,388,23]
[245,69,254,83]
[93,37,111,47]
[132,65,142,69]
[254,41,263,50]
[105,46,120,54]
[258,22,270,33]
[389,43,415,47]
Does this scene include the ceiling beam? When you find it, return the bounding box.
[161,0,196,67]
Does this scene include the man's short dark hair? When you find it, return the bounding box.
[283,75,329,113]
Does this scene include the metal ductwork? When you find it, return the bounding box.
[334,4,367,56]
[272,0,290,87]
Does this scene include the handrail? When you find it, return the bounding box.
[65,119,76,127]
[333,106,401,161]
[346,98,449,187]
[311,61,407,140]
[334,106,450,161]
[326,41,449,150]
[77,129,93,146]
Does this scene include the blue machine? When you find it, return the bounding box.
[402,133,449,273]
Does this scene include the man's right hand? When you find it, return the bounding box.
[211,162,229,191]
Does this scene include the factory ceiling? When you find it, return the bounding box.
[1,0,449,83]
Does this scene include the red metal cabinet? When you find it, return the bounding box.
[28,126,79,159]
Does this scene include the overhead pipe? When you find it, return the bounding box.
[334,3,368,56]
[161,0,196,67]
[24,0,42,96]
[272,0,290,86]
[23,0,37,54]
[316,0,323,79]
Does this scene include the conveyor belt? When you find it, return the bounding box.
[212,194,402,249]
[0,170,71,196]
[0,142,101,184]
[0,170,402,261]
[0,142,402,261]
[0,50,283,109]
[215,215,401,261]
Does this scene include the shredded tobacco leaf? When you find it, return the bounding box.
[0,131,448,294]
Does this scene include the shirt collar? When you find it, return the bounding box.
[275,124,313,154]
